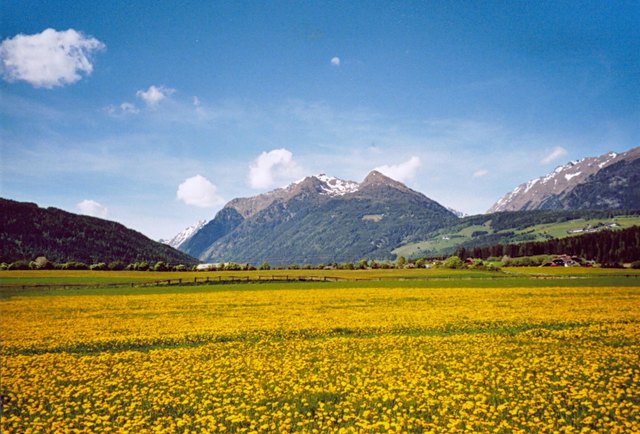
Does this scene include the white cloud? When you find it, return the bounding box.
[136,85,175,107]
[106,102,139,115]
[541,146,568,164]
[76,199,108,218]
[248,148,301,189]
[0,28,105,88]
[473,169,489,178]
[193,96,201,106]
[176,175,225,208]
[119,102,139,114]
[375,156,421,183]
[330,56,341,66]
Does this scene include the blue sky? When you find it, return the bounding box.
[1,1,639,239]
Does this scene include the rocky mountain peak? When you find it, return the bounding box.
[488,146,640,213]
[360,170,408,190]
[227,174,360,219]
[224,170,430,220]
[161,220,207,250]
[313,174,360,196]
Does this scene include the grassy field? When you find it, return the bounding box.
[2,266,639,286]
[393,215,640,258]
[0,268,507,286]
[1,270,639,432]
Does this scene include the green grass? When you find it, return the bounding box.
[0,268,505,287]
[511,215,640,239]
[393,215,640,258]
[1,269,637,300]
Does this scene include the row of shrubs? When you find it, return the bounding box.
[0,259,191,272]
[436,256,501,271]
[175,257,499,272]
[0,256,500,272]
[4,255,637,271]
[486,255,554,267]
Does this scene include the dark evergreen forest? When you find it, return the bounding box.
[456,226,640,264]
[0,199,198,265]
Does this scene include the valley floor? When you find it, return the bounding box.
[1,270,639,432]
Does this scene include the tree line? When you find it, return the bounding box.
[455,226,640,265]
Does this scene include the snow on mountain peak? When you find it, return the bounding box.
[293,174,359,196]
[314,173,360,196]
[163,220,207,249]
[487,147,635,213]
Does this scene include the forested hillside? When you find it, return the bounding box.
[0,198,198,265]
[393,209,640,259]
[457,226,640,264]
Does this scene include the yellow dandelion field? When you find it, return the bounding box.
[1,282,639,433]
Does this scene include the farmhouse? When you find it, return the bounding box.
[542,255,582,267]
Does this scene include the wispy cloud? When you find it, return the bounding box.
[0,28,105,88]
[119,102,139,114]
[106,102,140,116]
[105,85,176,115]
[176,175,225,207]
[375,156,421,182]
[248,148,302,189]
[540,146,568,164]
[473,169,489,178]
[76,199,108,218]
[136,85,175,107]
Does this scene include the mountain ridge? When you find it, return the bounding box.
[488,147,640,213]
[160,220,206,250]
[0,198,198,265]
[183,171,458,265]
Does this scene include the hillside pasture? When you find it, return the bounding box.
[393,215,640,258]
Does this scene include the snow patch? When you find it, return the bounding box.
[564,172,582,182]
[524,178,539,194]
[598,152,618,169]
[315,174,360,196]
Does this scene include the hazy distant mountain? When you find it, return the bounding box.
[0,198,198,265]
[447,207,468,218]
[161,220,206,250]
[183,171,458,265]
[488,147,640,213]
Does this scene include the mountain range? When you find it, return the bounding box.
[488,146,640,212]
[173,146,640,265]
